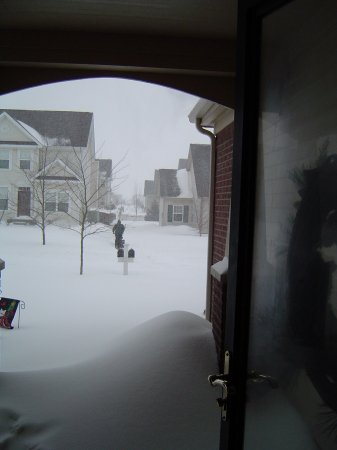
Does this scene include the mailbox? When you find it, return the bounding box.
[128,248,135,258]
[117,249,124,258]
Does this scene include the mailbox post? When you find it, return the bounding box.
[117,244,135,275]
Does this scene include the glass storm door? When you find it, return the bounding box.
[221,0,337,448]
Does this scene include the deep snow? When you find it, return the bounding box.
[0,222,220,449]
[0,311,220,449]
[0,221,208,371]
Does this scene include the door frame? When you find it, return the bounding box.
[222,0,293,448]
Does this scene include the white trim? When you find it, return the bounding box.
[173,204,183,222]
[45,190,70,214]
[0,185,10,210]
[0,112,43,145]
[0,148,12,170]
[188,99,234,133]
[214,109,234,134]
[35,157,81,181]
[18,148,32,170]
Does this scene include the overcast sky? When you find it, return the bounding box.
[0,78,210,200]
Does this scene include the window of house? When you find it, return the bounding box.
[45,192,57,211]
[0,149,10,169]
[168,204,189,223]
[100,197,106,207]
[45,192,69,213]
[57,193,69,213]
[173,205,183,222]
[0,187,9,210]
[20,150,31,170]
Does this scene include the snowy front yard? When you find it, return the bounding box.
[0,221,220,449]
[0,221,209,371]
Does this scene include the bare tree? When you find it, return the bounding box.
[57,147,128,275]
[0,191,8,223]
[132,181,144,218]
[193,196,209,236]
[20,142,60,245]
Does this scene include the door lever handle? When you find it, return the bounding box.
[247,371,278,388]
[208,374,228,388]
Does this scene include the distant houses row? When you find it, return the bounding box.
[0,108,211,232]
[144,143,211,233]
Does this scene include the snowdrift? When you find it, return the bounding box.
[0,311,220,449]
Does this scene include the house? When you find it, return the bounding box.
[146,143,210,231]
[97,158,113,209]
[0,109,112,225]
[189,100,234,366]
[2,0,336,448]
[144,169,159,211]
[158,167,191,226]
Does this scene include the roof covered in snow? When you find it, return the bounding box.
[189,144,211,198]
[177,169,192,198]
[0,109,93,147]
[159,169,181,197]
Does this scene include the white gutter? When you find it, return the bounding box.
[195,118,216,322]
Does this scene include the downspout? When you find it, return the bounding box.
[196,118,216,322]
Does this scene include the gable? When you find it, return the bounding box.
[36,158,80,181]
[0,113,39,145]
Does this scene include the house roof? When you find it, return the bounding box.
[189,144,211,198]
[159,169,181,198]
[98,159,112,175]
[0,110,93,147]
[178,159,188,170]
[144,180,156,196]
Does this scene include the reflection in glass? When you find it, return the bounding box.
[244,0,337,448]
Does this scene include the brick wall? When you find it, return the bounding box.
[211,121,234,368]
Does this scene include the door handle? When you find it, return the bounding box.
[247,371,278,388]
[208,351,235,420]
[208,373,227,388]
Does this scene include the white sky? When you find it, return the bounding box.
[0,78,210,200]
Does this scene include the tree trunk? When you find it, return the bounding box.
[42,216,46,245]
[80,227,84,275]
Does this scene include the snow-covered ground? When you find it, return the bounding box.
[0,221,220,449]
[0,221,208,371]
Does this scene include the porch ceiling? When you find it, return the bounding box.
[0,0,237,39]
[0,0,238,106]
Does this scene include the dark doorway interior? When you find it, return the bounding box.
[17,188,31,217]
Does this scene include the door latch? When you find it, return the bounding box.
[208,350,235,421]
[247,371,278,388]
[208,352,279,421]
